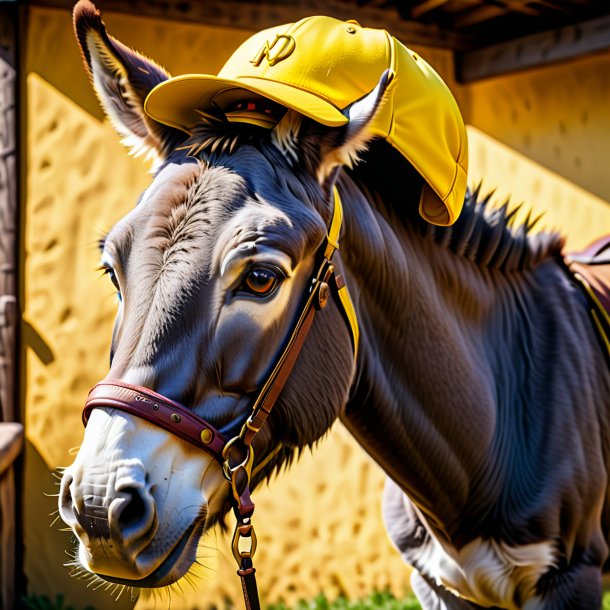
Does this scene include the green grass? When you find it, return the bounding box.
[19,588,610,609]
[270,588,610,610]
[20,593,95,610]
[269,590,422,610]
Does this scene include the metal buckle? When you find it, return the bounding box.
[232,516,258,562]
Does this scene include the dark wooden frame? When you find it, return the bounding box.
[456,14,610,83]
[28,0,472,50]
[0,2,23,609]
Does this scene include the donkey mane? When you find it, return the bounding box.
[420,185,566,272]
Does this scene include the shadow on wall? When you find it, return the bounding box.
[22,321,54,366]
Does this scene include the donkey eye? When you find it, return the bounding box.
[243,267,281,296]
[100,265,121,295]
[107,269,121,292]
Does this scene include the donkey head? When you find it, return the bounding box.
[59,0,389,588]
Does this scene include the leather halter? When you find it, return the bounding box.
[82,379,228,460]
[81,187,358,607]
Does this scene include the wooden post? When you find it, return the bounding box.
[0,0,18,425]
[0,2,22,608]
[0,424,24,610]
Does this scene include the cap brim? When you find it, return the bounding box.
[144,74,349,133]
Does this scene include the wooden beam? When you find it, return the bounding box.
[451,5,507,29]
[0,0,18,427]
[0,7,21,610]
[27,0,473,50]
[410,0,452,20]
[496,1,540,17]
[456,14,610,82]
[441,1,487,15]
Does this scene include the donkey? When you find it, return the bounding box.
[59,3,610,609]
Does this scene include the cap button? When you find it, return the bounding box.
[345,19,360,34]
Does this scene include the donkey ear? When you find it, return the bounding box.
[73,0,185,160]
[283,69,393,188]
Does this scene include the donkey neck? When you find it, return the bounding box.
[335,175,590,541]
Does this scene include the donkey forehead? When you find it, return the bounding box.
[105,161,325,270]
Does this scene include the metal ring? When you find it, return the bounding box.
[232,522,258,563]
[222,436,254,481]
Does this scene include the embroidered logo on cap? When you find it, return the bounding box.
[250,34,296,67]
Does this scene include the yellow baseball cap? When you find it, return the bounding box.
[144,16,468,225]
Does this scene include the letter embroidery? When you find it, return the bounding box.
[251,34,296,67]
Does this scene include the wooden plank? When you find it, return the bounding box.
[496,1,540,17]
[553,0,591,6]
[410,0,453,20]
[533,0,571,11]
[1,466,18,610]
[456,14,610,82]
[0,2,18,426]
[441,0,488,15]
[28,0,473,50]
[452,5,507,29]
[0,7,20,610]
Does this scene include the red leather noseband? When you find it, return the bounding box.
[83,380,227,463]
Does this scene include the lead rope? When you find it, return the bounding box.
[222,440,259,610]
[221,187,358,610]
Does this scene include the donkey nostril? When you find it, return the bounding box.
[58,473,77,525]
[117,487,146,529]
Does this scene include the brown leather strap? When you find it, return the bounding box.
[240,260,333,446]
[237,558,260,610]
[83,380,227,462]
[242,303,317,446]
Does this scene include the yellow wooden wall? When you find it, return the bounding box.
[22,6,610,610]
